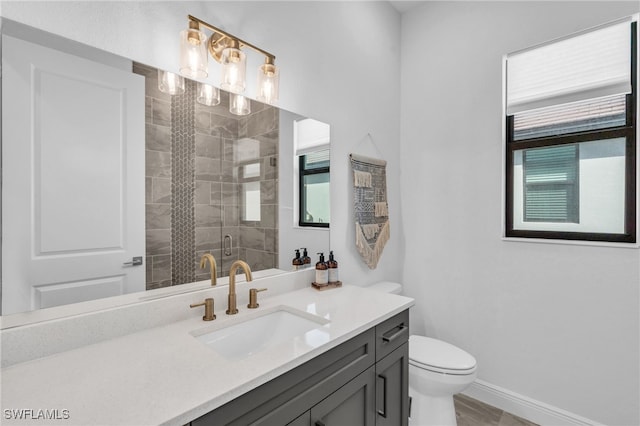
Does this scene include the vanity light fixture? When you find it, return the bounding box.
[158,69,185,95]
[179,14,280,107]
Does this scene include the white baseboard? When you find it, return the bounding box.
[462,379,603,426]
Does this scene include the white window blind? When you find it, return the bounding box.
[294,118,330,156]
[506,18,633,115]
[512,93,627,140]
[523,145,578,222]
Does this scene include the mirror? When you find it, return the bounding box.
[0,19,330,320]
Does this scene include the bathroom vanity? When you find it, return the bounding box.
[191,310,409,426]
[0,275,413,426]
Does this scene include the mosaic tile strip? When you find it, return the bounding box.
[171,80,196,285]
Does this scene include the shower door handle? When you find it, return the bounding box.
[224,234,233,256]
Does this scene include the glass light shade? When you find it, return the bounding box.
[179,27,208,79]
[229,93,251,116]
[220,47,247,93]
[256,63,279,104]
[196,83,220,106]
[158,70,185,95]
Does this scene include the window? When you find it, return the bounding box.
[505,18,637,243]
[299,150,330,227]
[239,161,261,222]
[294,118,331,228]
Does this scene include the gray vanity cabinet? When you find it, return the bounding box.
[375,344,409,426]
[374,310,410,426]
[191,309,409,426]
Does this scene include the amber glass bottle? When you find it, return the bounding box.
[327,251,339,284]
[315,252,328,285]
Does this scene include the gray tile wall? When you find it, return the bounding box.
[135,63,278,289]
[136,63,173,290]
[171,78,197,285]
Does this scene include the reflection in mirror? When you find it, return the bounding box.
[0,19,330,320]
[296,119,331,228]
[135,62,280,289]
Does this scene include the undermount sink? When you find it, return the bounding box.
[191,307,330,360]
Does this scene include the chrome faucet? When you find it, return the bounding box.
[227,260,253,315]
[200,253,217,286]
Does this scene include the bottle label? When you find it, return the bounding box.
[328,268,339,283]
[315,269,328,285]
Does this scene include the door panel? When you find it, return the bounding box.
[2,34,145,315]
[310,366,375,426]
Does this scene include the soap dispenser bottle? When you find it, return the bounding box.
[315,252,329,285]
[327,251,339,284]
[301,248,311,269]
[292,249,303,271]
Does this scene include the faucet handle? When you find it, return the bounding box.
[190,298,216,321]
[247,288,268,309]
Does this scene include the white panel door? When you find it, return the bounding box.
[2,35,145,315]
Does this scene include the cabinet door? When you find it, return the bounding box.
[310,366,375,426]
[376,343,409,426]
[287,411,310,426]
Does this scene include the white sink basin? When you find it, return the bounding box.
[191,307,330,360]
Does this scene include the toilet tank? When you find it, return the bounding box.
[368,281,403,294]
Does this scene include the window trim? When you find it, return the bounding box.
[298,154,330,228]
[504,21,637,244]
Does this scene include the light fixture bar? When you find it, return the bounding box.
[187,15,276,63]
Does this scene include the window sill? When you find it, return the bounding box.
[501,236,639,249]
[293,225,330,232]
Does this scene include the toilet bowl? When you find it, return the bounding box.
[408,335,476,426]
[366,281,477,426]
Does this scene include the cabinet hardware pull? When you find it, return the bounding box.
[409,395,413,418]
[315,421,325,426]
[377,374,387,418]
[382,325,408,343]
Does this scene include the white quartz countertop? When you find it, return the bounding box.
[1,285,414,426]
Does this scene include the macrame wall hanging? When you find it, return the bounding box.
[350,153,390,269]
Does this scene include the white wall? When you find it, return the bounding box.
[401,2,639,425]
[0,1,402,285]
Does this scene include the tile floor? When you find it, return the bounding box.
[454,394,539,426]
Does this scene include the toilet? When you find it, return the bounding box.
[367,282,477,426]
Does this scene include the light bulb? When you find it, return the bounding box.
[196,83,220,106]
[179,25,208,79]
[220,47,246,93]
[256,62,279,104]
[229,93,251,116]
[158,70,185,95]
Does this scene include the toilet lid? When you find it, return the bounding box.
[409,335,476,373]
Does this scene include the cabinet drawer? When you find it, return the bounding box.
[375,310,409,361]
